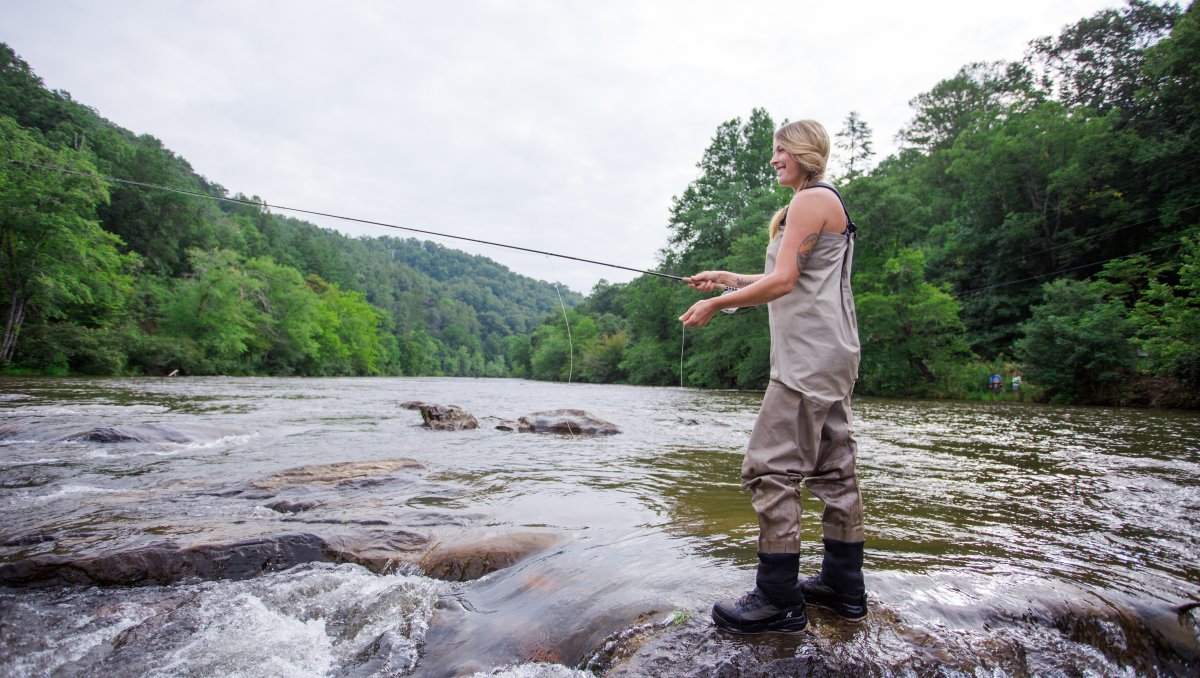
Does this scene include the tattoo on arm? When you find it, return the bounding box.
[795,233,819,274]
[735,276,749,288]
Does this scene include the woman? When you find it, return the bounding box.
[679,119,865,634]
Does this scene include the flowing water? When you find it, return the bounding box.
[0,376,1197,677]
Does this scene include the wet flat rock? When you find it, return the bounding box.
[419,531,565,581]
[517,409,621,435]
[0,530,431,587]
[252,458,424,491]
[0,533,331,587]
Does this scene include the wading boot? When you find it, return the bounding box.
[800,538,867,621]
[712,552,807,634]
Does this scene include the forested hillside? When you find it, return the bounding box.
[512,1,1199,406]
[3,1,1196,406]
[0,42,579,378]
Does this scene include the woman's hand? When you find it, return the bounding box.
[685,270,728,292]
[679,298,718,329]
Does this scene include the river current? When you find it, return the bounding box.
[0,376,1197,676]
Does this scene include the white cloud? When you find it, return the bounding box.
[5,0,1125,292]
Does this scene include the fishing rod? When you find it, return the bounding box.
[8,159,690,284]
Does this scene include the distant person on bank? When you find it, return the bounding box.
[680,119,866,634]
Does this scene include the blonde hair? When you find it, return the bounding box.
[768,119,830,240]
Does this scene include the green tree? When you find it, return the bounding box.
[0,116,130,364]
[663,108,785,272]
[855,249,972,396]
[1129,237,1200,386]
[835,111,875,181]
[1027,0,1180,115]
[159,248,265,374]
[1015,277,1135,403]
[898,61,1039,152]
[315,279,395,376]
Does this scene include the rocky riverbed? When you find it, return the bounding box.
[1,376,1198,676]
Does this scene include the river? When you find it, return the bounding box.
[0,376,1197,677]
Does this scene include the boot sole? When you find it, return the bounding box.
[711,609,808,634]
[804,599,867,623]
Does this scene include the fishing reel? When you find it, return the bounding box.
[720,286,741,314]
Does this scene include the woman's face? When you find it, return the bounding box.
[770,141,803,190]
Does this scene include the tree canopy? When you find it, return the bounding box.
[2,1,1197,407]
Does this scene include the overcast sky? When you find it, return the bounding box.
[6,0,1125,292]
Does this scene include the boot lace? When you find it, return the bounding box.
[734,588,768,611]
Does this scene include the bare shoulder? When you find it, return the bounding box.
[787,185,844,230]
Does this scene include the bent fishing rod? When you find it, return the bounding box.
[9,159,691,284]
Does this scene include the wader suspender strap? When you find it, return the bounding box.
[809,181,858,238]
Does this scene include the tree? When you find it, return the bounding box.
[159,248,265,374]
[0,116,129,363]
[898,61,1039,152]
[835,111,875,181]
[1129,237,1200,387]
[1027,0,1180,115]
[855,249,972,395]
[1015,277,1135,403]
[664,108,785,271]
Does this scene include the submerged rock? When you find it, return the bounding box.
[1,532,55,547]
[420,531,565,581]
[252,458,424,491]
[72,424,194,444]
[416,403,479,431]
[517,409,621,435]
[265,499,320,514]
[398,400,425,410]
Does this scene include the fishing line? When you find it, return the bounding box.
[1011,201,1200,262]
[547,255,574,386]
[10,158,749,393]
[6,160,689,285]
[680,324,686,388]
[960,241,1181,295]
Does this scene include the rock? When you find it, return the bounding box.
[494,422,516,432]
[417,403,479,431]
[1,532,55,547]
[517,409,621,435]
[0,533,332,587]
[72,424,194,444]
[420,531,564,581]
[398,400,425,410]
[252,458,424,491]
[0,530,432,587]
[324,530,430,574]
[265,499,320,514]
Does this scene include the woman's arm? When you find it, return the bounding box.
[685,271,764,291]
[679,190,832,328]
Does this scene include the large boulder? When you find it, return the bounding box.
[517,409,621,435]
[417,403,479,431]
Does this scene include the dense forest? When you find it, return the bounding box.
[0,43,580,379]
[507,0,1199,407]
[2,1,1197,407]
